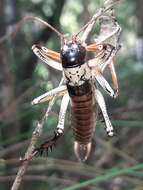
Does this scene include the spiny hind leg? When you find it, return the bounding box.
[33,93,70,156]
[22,93,69,161]
[95,88,114,136]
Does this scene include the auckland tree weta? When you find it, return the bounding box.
[20,5,121,162]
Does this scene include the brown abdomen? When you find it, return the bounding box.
[71,92,96,144]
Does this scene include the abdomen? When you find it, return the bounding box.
[67,81,97,145]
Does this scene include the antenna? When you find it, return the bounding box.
[74,19,94,38]
[14,16,64,39]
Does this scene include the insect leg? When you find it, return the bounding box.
[95,88,114,136]
[89,51,118,98]
[32,45,62,71]
[92,69,115,98]
[98,55,119,98]
[56,93,70,132]
[95,23,121,45]
[86,23,121,53]
[86,43,98,52]
[32,85,67,105]
[34,93,70,156]
[108,59,119,98]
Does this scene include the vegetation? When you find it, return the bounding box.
[0,0,143,189]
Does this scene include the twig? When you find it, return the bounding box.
[0,140,29,157]
[11,78,63,190]
[81,0,120,42]
[96,137,138,165]
[63,163,143,190]
[0,157,101,175]
[1,175,74,185]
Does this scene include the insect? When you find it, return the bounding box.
[23,10,121,161]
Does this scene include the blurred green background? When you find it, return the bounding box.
[0,0,143,189]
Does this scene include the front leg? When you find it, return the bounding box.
[92,68,115,98]
[32,85,67,105]
[89,56,119,98]
[95,88,114,136]
[87,42,119,98]
[108,59,119,98]
[32,45,62,71]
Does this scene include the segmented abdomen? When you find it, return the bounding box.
[67,81,96,145]
[71,93,96,144]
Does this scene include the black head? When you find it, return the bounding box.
[61,41,86,68]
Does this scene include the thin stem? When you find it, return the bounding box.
[11,78,64,190]
[63,163,143,190]
[80,0,120,42]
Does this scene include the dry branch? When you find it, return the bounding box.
[11,78,63,190]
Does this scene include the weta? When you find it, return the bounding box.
[22,7,121,161]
